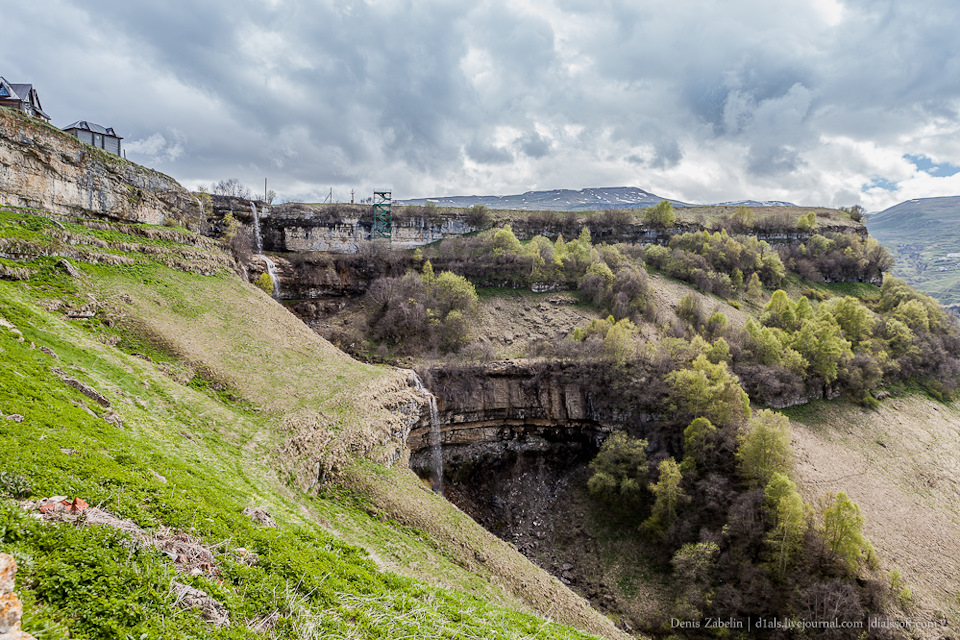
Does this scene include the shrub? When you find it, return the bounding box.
[666,355,751,428]
[822,492,875,572]
[736,409,792,487]
[465,204,492,228]
[254,272,274,296]
[587,432,649,504]
[645,457,685,538]
[643,200,676,228]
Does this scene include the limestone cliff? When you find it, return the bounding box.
[0,108,200,227]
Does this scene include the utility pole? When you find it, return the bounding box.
[264,178,267,203]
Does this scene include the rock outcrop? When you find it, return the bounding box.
[0,108,201,228]
[0,554,37,640]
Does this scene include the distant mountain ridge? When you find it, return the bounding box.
[397,187,797,211]
[867,195,960,307]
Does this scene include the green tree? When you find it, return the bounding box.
[822,492,875,572]
[491,224,522,257]
[706,337,731,365]
[643,200,676,228]
[587,432,649,503]
[797,211,817,231]
[792,311,853,388]
[746,271,763,299]
[764,473,809,577]
[794,296,814,323]
[831,296,874,346]
[704,311,728,338]
[761,289,798,331]
[645,457,685,537]
[432,270,478,316]
[603,318,637,363]
[731,268,744,290]
[683,417,717,469]
[421,259,436,284]
[733,206,755,230]
[737,409,792,487]
[666,355,751,428]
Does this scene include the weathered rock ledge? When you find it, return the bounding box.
[0,108,201,228]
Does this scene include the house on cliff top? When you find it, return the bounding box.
[0,77,50,121]
[62,121,123,156]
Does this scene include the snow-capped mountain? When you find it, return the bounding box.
[396,187,795,211]
[397,187,689,211]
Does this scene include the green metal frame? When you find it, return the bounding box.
[372,190,392,240]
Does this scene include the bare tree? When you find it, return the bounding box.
[211,178,252,199]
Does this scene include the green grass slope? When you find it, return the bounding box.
[867,196,960,306]
[0,205,624,640]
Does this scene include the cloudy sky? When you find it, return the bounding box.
[7,0,960,210]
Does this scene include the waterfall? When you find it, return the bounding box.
[412,374,443,494]
[251,202,280,299]
[262,256,280,299]
[251,202,263,253]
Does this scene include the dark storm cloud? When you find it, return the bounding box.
[6,0,960,208]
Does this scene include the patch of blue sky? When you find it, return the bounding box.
[904,154,960,177]
[863,176,899,192]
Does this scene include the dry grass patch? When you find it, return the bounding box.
[789,395,960,632]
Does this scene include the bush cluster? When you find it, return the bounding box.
[365,262,480,354]
[717,280,960,404]
[644,229,786,296]
[584,347,887,635]
[779,233,893,284]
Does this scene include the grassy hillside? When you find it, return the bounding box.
[867,196,960,307]
[0,204,623,640]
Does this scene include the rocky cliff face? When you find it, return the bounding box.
[208,197,477,253]
[407,361,628,485]
[0,108,201,227]
[0,554,37,640]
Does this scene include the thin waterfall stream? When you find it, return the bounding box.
[251,202,280,299]
[412,374,443,494]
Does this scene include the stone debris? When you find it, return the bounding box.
[233,547,259,567]
[51,368,111,407]
[36,346,58,359]
[242,506,277,528]
[0,264,32,281]
[0,318,24,343]
[0,415,23,423]
[27,498,220,577]
[37,497,88,515]
[0,554,38,640]
[171,582,229,627]
[55,258,82,279]
[103,411,123,428]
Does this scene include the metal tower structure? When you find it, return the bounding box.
[372,190,392,240]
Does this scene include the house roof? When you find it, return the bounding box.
[63,120,122,139]
[9,84,33,100]
[0,77,50,120]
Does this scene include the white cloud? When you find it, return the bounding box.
[5,0,960,209]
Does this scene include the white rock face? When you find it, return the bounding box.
[0,108,200,228]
